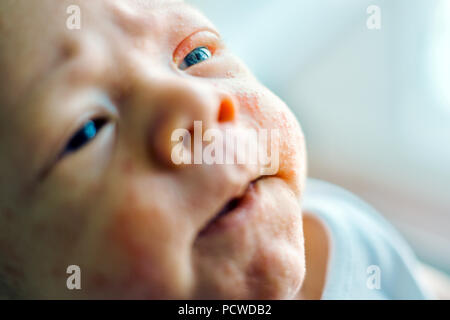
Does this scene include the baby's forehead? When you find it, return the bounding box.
[0,0,212,110]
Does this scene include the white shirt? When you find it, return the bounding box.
[303,179,431,299]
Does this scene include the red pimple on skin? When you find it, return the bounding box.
[277,111,294,130]
[241,92,273,129]
[236,92,259,114]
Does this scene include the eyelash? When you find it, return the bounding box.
[63,117,108,156]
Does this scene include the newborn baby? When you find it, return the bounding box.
[0,0,444,299]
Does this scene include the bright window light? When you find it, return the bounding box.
[430,0,450,113]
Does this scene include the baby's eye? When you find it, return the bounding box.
[179,46,212,70]
[63,118,108,155]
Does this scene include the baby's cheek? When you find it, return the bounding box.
[103,188,194,299]
[277,109,306,184]
[234,85,306,194]
[235,90,262,121]
[247,183,305,299]
[247,243,305,299]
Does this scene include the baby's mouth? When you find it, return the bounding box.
[199,177,263,236]
[215,197,242,220]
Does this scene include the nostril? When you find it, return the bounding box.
[218,98,236,123]
[149,113,193,169]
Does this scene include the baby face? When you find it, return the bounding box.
[0,0,306,299]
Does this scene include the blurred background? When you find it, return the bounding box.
[188,0,450,274]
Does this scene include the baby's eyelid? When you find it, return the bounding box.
[33,92,119,185]
[173,29,222,66]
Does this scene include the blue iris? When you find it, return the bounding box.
[64,118,107,154]
[179,46,212,70]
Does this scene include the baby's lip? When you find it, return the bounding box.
[198,176,264,236]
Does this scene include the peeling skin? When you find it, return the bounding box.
[0,0,308,299]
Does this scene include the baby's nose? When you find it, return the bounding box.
[147,80,238,168]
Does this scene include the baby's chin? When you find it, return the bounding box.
[192,176,305,299]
